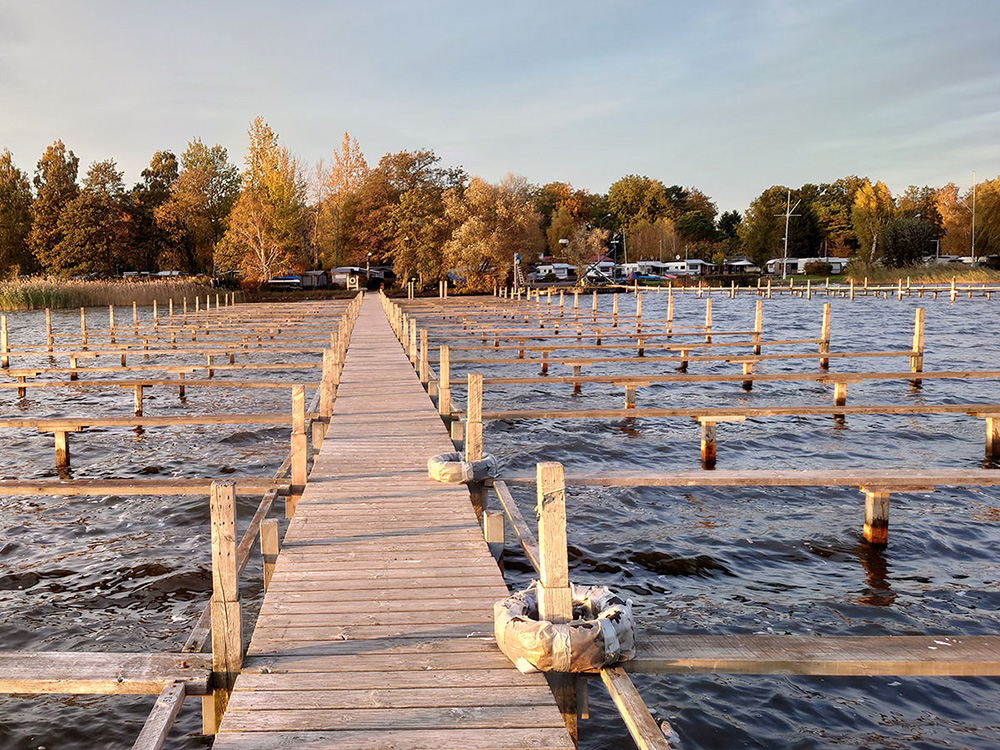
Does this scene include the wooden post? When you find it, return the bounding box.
[699,419,717,469]
[572,365,582,395]
[260,518,278,591]
[288,386,307,518]
[54,431,70,470]
[910,307,925,386]
[742,361,754,391]
[0,314,8,368]
[133,385,144,417]
[950,276,957,304]
[624,385,637,409]
[637,337,644,357]
[484,509,504,561]
[862,489,890,545]
[177,372,185,399]
[206,353,214,379]
[467,373,484,521]
[108,305,116,344]
[666,291,674,334]
[541,351,549,376]
[206,480,242,734]
[46,308,53,352]
[80,307,87,348]
[420,329,429,385]
[704,297,713,343]
[849,279,855,301]
[635,293,642,328]
[409,324,417,366]
[679,349,689,373]
[834,381,848,409]
[168,298,173,320]
[612,294,618,327]
[819,302,831,370]
[753,300,763,356]
[69,354,78,381]
[153,299,159,323]
[16,376,25,399]
[438,345,451,417]
[535,462,576,742]
[985,417,1000,459]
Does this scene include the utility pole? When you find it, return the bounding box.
[972,170,977,262]
[775,188,801,280]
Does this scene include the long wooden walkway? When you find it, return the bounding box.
[213,295,572,749]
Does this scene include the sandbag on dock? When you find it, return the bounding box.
[494,581,635,673]
[427,451,499,483]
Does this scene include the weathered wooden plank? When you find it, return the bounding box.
[626,634,1000,676]
[233,669,549,691]
[131,682,186,750]
[0,478,286,496]
[212,727,575,750]
[0,652,210,695]
[601,668,672,750]
[226,685,556,710]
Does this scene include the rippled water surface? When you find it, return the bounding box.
[3,292,1000,749]
[435,290,1000,750]
[0,304,318,749]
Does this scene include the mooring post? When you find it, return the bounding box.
[46,308,53,352]
[108,305,116,344]
[260,518,278,591]
[833,381,848,416]
[742,361,754,391]
[699,418,718,469]
[910,307,925,386]
[80,307,87,349]
[536,461,577,742]
[572,365,582,395]
[68,354,78,381]
[612,294,618,327]
[438,345,451,418]
[704,297,713,343]
[666,291,674,335]
[288,385,307,518]
[861,488,890,545]
[420,329,429,386]
[206,480,242,734]
[1,314,8,368]
[54,431,70,470]
[625,385,636,409]
[636,293,642,332]
[409,324,417,366]
[679,349,689,373]
[753,300,763,356]
[133,384,143,417]
[466,373,484,521]
[819,302,831,370]
[177,372,185,399]
[314,350,336,451]
[984,416,1000,459]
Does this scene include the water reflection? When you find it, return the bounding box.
[854,541,897,606]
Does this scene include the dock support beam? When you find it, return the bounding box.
[288,386,307,518]
[862,489,890,545]
[206,480,242,735]
[536,462,577,744]
[910,307,925,386]
[466,373,484,521]
[819,302,831,370]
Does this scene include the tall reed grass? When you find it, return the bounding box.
[0,277,217,311]
[845,263,1000,284]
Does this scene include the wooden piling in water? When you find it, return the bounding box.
[862,489,890,545]
[438,345,451,417]
[819,302,831,370]
[910,308,925,386]
[206,480,242,734]
[536,461,577,742]
[288,386,307,517]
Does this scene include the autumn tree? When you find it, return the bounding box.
[880,217,937,267]
[607,175,671,231]
[130,150,178,271]
[625,218,677,261]
[29,140,79,272]
[155,139,240,272]
[444,174,544,290]
[934,183,971,257]
[971,177,1000,258]
[316,132,370,268]
[216,118,307,281]
[851,179,895,262]
[50,159,132,276]
[0,150,35,277]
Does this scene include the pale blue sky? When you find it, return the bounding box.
[2,1,998,213]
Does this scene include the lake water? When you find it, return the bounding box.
[439,289,1000,750]
[2,291,1000,749]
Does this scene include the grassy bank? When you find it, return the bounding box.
[0,277,217,311]
[844,263,1000,285]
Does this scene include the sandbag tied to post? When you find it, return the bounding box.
[427,451,499,484]
[494,581,635,674]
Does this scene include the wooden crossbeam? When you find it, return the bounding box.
[0,651,211,694]
[497,469,1000,489]
[624,634,1000,676]
[0,478,289,496]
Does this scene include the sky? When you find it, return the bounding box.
[2,0,999,214]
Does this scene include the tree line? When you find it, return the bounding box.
[0,117,995,289]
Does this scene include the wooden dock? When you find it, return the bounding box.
[212,295,573,749]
